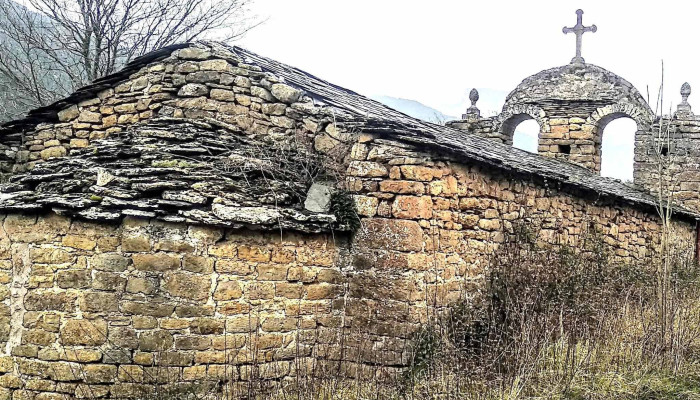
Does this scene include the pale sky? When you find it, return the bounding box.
[236,1,699,181]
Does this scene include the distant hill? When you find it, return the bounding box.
[371,95,458,123]
[372,93,541,155]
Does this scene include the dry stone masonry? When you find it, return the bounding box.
[0,11,695,397]
[447,63,654,173]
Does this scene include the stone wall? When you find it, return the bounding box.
[345,133,696,343]
[0,213,350,398]
[0,145,691,397]
[11,45,331,175]
[634,115,700,213]
[0,43,696,397]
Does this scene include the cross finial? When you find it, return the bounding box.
[562,9,597,65]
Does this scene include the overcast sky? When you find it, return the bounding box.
[237,1,700,182]
[240,1,698,115]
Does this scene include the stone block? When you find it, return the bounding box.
[217,301,251,315]
[118,365,145,383]
[69,138,89,148]
[225,316,259,333]
[21,329,55,346]
[12,345,37,357]
[208,242,237,258]
[304,183,334,213]
[78,110,102,123]
[58,105,79,121]
[379,180,425,194]
[261,103,287,115]
[186,71,220,83]
[200,59,230,71]
[551,125,569,135]
[60,349,102,363]
[121,233,151,252]
[213,280,242,300]
[347,161,388,177]
[271,248,295,264]
[61,319,107,346]
[92,271,127,291]
[157,352,194,367]
[80,292,119,312]
[62,235,97,251]
[175,61,200,73]
[175,336,211,351]
[287,266,318,283]
[126,277,156,294]
[305,284,342,300]
[138,330,173,352]
[391,196,433,219]
[355,218,423,252]
[194,351,226,364]
[30,247,72,264]
[182,365,207,381]
[132,316,157,330]
[210,89,235,101]
[25,291,76,312]
[296,247,334,267]
[190,318,224,335]
[154,237,194,253]
[57,270,92,289]
[91,253,131,272]
[250,86,275,101]
[0,357,12,373]
[162,271,211,301]
[175,305,215,318]
[121,302,174,317]
[247,282,275,300]
[160,318,189,330]
[114,103,137,113]
[109,383,155,398]
[83,364,117,384]
[132,253,180,272]
[237,245,270,262]
[399,165,440,181]
[108,327,138,350]
[478,219,501,231]
[275,282,304,299]
[256,264,288,280]
[271,83,303,103]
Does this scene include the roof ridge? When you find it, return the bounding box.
[0,41,695,221]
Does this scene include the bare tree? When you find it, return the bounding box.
[0,0,259,121]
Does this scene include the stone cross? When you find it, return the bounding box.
[562,9,597,64]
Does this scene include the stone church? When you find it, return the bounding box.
[0,9,695,397]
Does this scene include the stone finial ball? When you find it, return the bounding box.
[469,88,479,104]
[681,82,691,97]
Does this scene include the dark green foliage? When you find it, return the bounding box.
[404,325,441,382]
[330,190,360,232]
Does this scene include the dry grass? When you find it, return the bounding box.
[260,223,700,400]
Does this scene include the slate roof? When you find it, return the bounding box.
[0,117,340,232]
[225,44,697,221]
[0,41,697,224]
